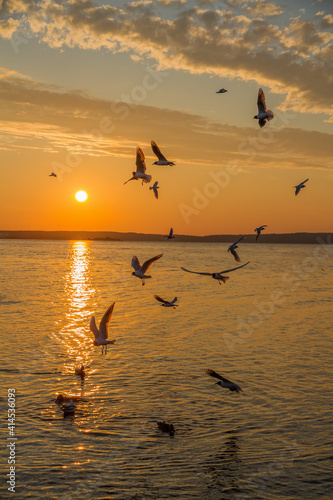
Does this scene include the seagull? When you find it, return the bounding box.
[205,369,242,392]
[157,421,175,436]
[75,365,85,380]
[166,227,175,240]
[254,88,274,128]
[62,399,76,417]
[227,236,246,262]
[216,88,227,93]
[294,178,309,196]
[151,140,175,166]
[181,261,250,285]
[124,147,152,185]
[90,303,117,353]
[149,181,159,199]
[254,225,267,241]
[49,172,57,177]
[131,254,163,285]
[154,295,178,308]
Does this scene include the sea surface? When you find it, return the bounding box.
[0,239,332,500]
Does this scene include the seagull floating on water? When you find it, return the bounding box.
[205,369,243,392]
[254,225,267,241]
[181,261,250,285]
[157,421,175,436]
[294,178,309,196]
[62,399,76,417]
[149,181,159,199]
[154,295,178,308]
[216,88,227,93]
[75,365,85,380]
[49,172,57,177]
[124,147,152,185]
[166,227,175,240]
[131,254,163,285]
[90,303,117,353]
[228,236,246,262]
[254,88,274,128]
[151,140,175,166]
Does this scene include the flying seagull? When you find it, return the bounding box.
[124,147,152,185]
[205,369,242,392]
[149,181,159,199]
[90,303,117,353]
[294,178,309,196]
[166,227,175,240]
[216,88,227,93]
[254,225,267,241]
[49,172,57,177]
[154,295,178,308]
[254,88,274,128]
[151,140,175,166]
[228,236,246,262]
[181,261,250,285]
[131,254,163,285]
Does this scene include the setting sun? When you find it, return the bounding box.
[75,190,88,203]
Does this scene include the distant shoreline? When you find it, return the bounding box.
[0,230,331,244]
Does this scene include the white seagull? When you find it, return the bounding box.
[90,303,117,353]
[131,254,163,285]
[154,295,178,308]
[124,147,152,185]
[151,140,175,166]
[205,369,243,392]
[254,88,274,128]
[254,225,267,241]
[166,227,175,240]
[228,236,246,262]
[181,261,250,285]
[294,178,309,196]
[62,399,76,417]
[149,181,159,199]
[216,88,227,93]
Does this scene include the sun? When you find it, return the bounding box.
[75,190,88,202]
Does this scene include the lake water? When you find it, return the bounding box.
[0,238,332,499]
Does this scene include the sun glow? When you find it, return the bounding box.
[75,190,88,202]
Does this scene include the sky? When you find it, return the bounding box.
[0,0,332,236]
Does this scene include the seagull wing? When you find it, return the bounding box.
[89,315,100,340]
[169,227,174,238]
[136,147,146,174]
[141,253,163,274]
[151,141,167,161]
[302,178,309,185]
[235,236,246,245]
[154,295,167,304]
[205,369,230,382]
[219,261,250,274]
[131,256,141,272]
[99,302,115,339]
[257,88,267,113]
[295,185,301,196]
[171,297,177,304]
[258,118,266,128]
[229,247,240,262]
[181,267,212,276]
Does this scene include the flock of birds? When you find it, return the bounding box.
[54,87,310,432]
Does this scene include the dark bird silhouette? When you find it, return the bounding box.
[205,369,242,392]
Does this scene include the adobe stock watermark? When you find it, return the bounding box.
[223,234,333,352]
[52,66,169,182]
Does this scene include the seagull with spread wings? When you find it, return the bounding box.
[131,254,163,285]
[181,261,249,285]
[294,178,309,196]
[49,172,57,177]
[216,88,227,93]
[124,147,152,185]
[90,302,117,353]
[254,225,267,241]
[254,88,274,128]
[166,227,175,240]
[149,181,159,199]
[205,369,243,392]
[154,295,178,308]
[151,140,175,166]
[228,236,246,262]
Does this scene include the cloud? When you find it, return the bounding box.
[0,68,332,172]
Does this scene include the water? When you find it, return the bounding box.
[0,239,332,499]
